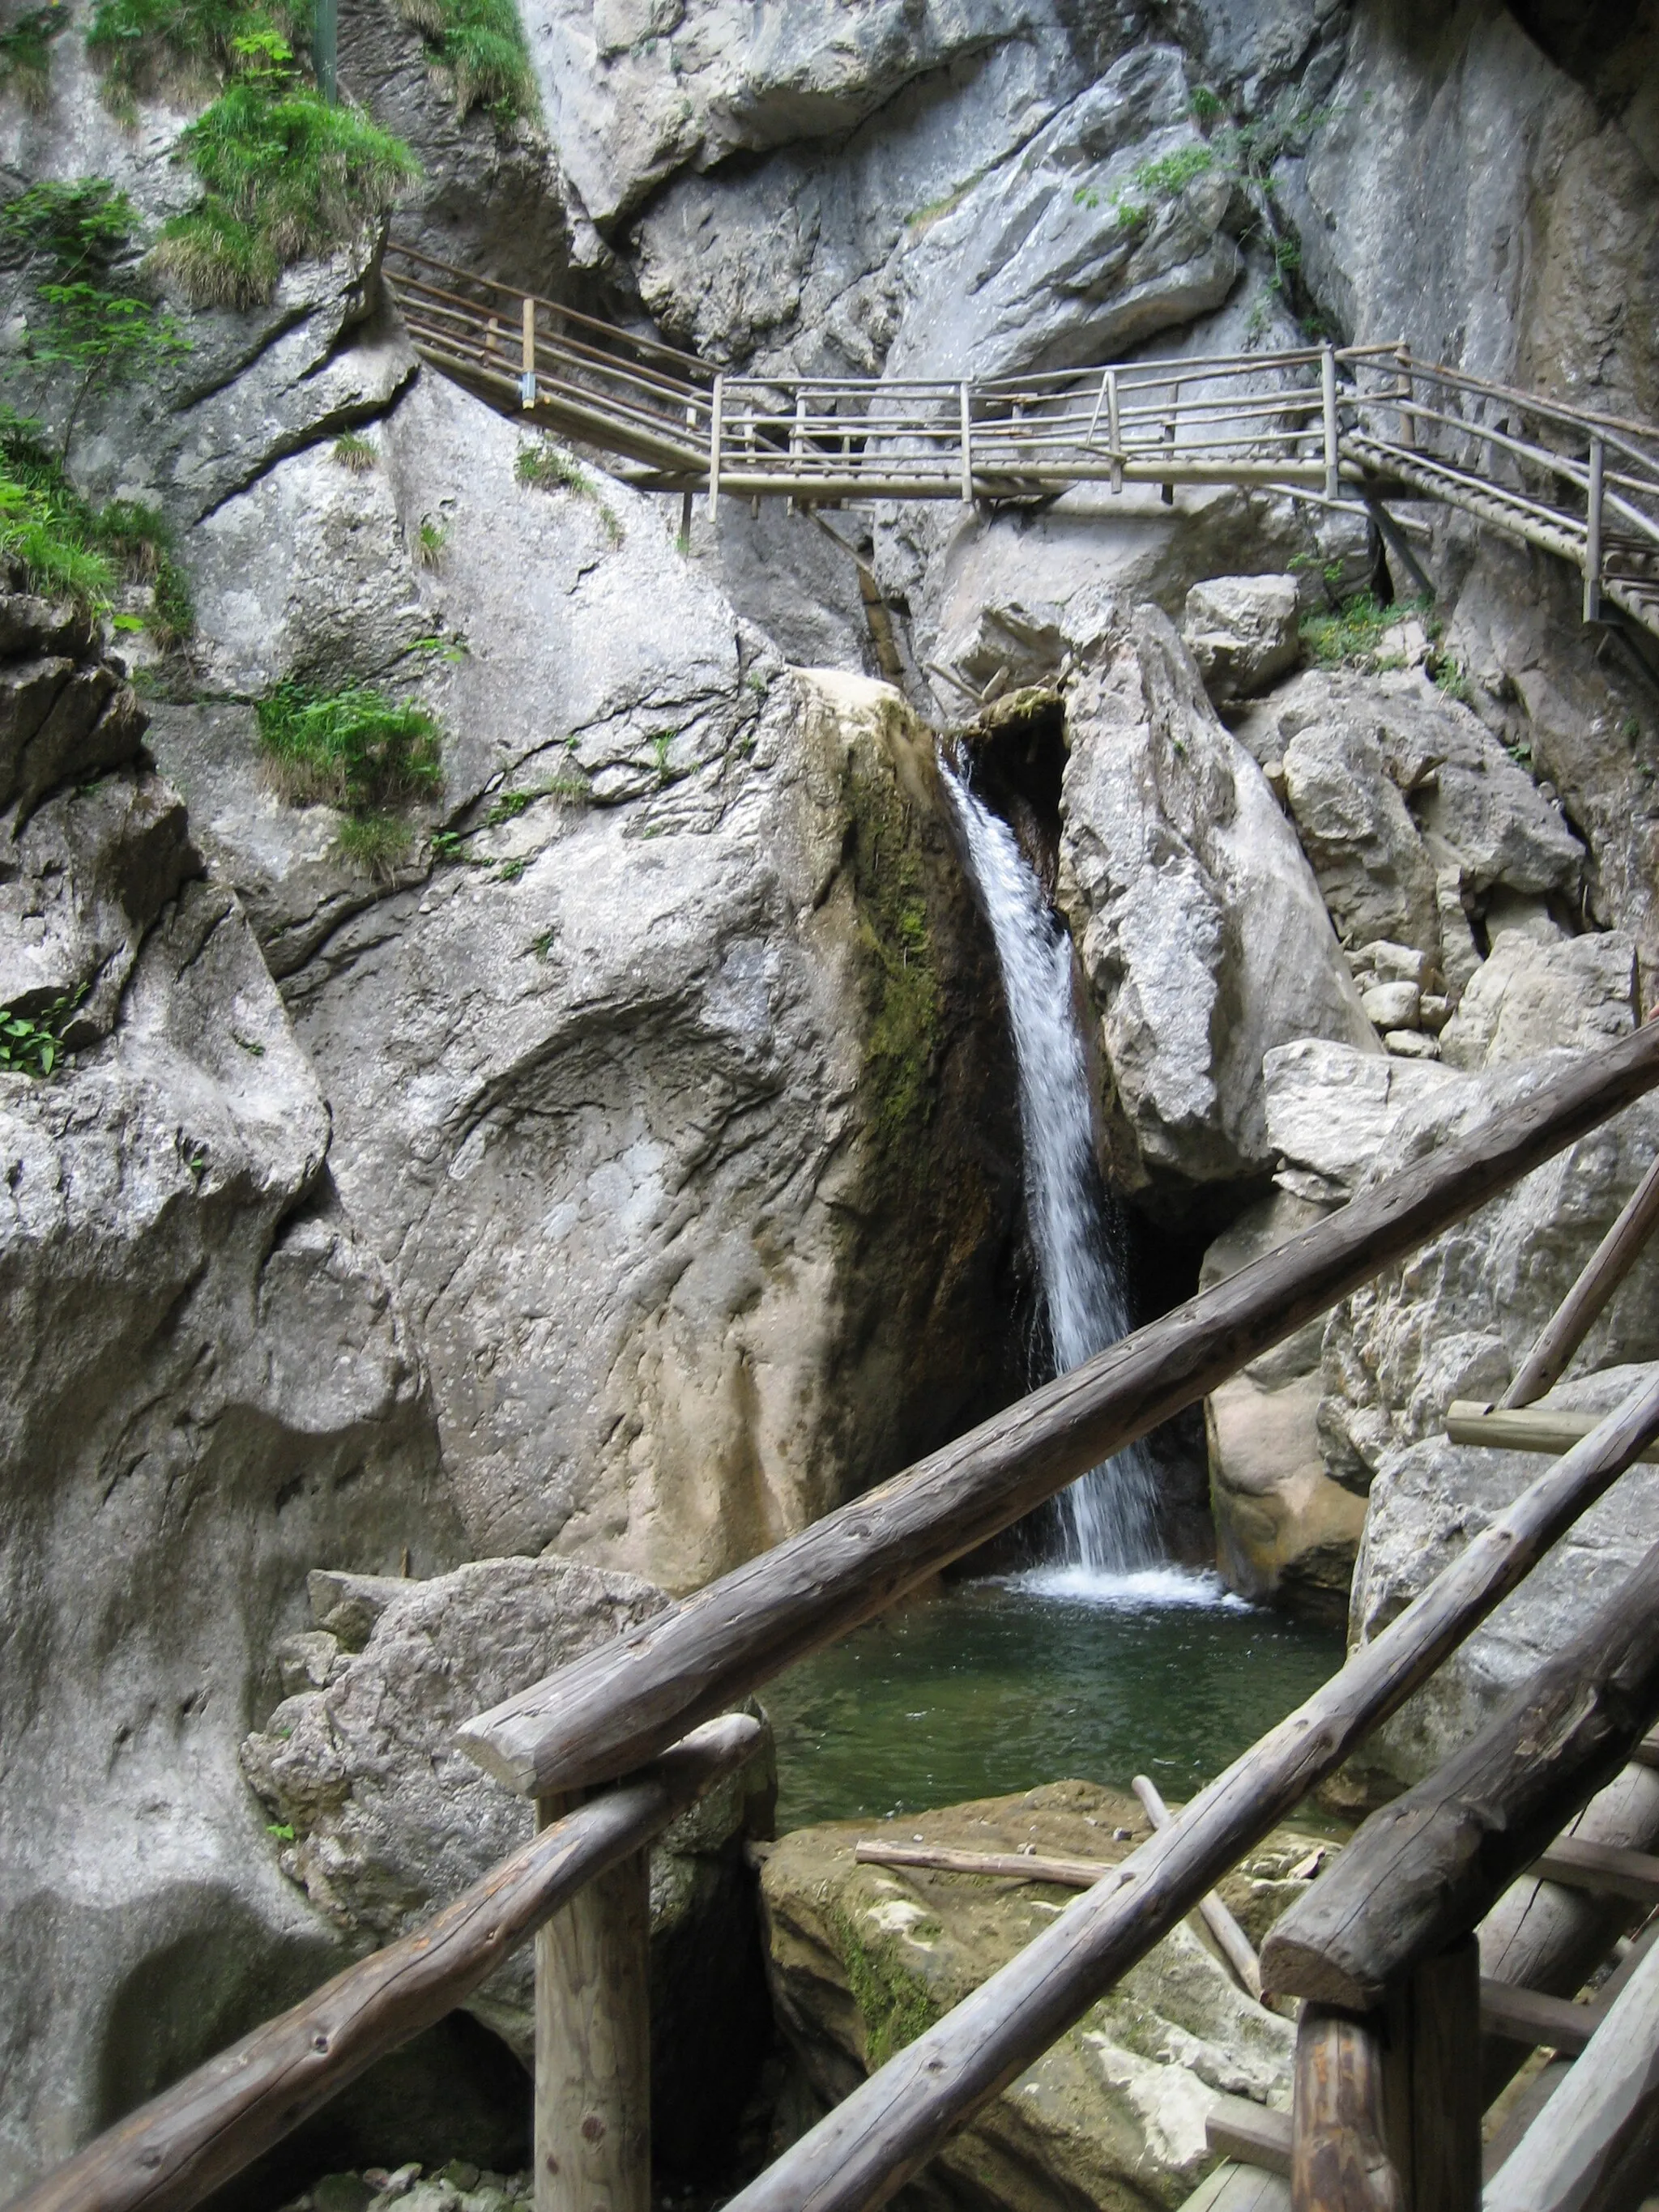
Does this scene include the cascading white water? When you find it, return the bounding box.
[943,757,1163,1577]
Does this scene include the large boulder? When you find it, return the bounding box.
[1438,929,1638,1070]
[150,360,1024,1594]
[1056,605,1377,1203]
[761,1782,1324,2211]
[1200,1191,1364,1621]
[0,597,469,2200]
[1234,667,1584,994]
[241,1557,776,2172]
[1182,575,1300,706]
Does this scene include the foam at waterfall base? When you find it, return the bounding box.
[1000,1563,1252,1611]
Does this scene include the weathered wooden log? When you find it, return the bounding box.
[1259,1530,1659,2011]
[460,1026,1659,1801]
[1209,2098,1293,2176]
[1485,1924,1659,2212]
[1478,1980,1601,2056]
[1291,2007,1401,2212]
[1134,1774,1265,2001]
[715,1375,1659,2212]
[1445,1401,1659,1463]
[6,1715,760,2212]
[1380,1940,1481,2212]
[853,1841,1111,1886]
[1532,1834,1659,1905]
[1503,1153,1659,1408]
[1478,1762,1659,2101]
[535,1832,650,2212]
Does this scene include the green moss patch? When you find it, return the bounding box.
[846,752,944,1163]
[830,1906,940,2071]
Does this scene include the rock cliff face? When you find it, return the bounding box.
[0,595,468,2198]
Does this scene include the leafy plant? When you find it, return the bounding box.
[151,32,420,309]
[1303,590,1435,671]
[0,4,68,109]
[0,181,190,458]
[391,0,534,116]
[0,992,79,1076]
[1131,144,1216,198]
[256,680,442,810]
[415,514,446,567]
[331,428,376,471]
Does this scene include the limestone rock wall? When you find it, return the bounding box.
[0,595,468,2197]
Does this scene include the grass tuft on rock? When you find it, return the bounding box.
[0,5,68,109]
[87,0,305,104]
[257,680,443,812]
[333,810,415,880]
[0,414,193,637]
[390,0,535,117]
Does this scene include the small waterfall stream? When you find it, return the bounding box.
[943,756,1165,1581]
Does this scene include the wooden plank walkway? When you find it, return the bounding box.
[382,244,1659,642]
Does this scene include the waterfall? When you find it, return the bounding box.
[942,756,1164,1578]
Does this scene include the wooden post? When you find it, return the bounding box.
[1162,386,1178,505]
[1107,369,1122,493]
[1381,1940,1482,2212]
[959,381,973,503]
[1322,343,1341,501]
[708,373,723,516]
[1292,2005,1401,2212]
[535,1794,650,2212]
[1395,347,1416,452]
[521,296,536,411]
[1584,433,1604,624]
[1503,1152,1659,1408]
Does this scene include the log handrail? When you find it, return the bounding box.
[712,1371,1659,2212]
[1503,1151,1659,1407]
[1258,1501,1659,2009]
[5,1716,761,2212]
[458,1025,1659,1800]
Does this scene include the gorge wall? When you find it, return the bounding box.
[2,0,1659,2197]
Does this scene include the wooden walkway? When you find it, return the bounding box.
[382,244,1659,642]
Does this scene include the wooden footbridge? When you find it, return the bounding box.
[381,245,1659,642]
[16,1025,1659,2212]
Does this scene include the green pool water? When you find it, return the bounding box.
[766,1565,1345,1831]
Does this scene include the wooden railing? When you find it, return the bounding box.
[11,1023,1659,2212]
[381,244,1659,641]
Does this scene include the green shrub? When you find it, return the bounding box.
[334,810,414,878]
[1303,590,1433,671]
[0,990,81,1077]
[391,0,534,117]
[150,36,419,309]
[256,680,442,812]
[0,6,68,109]
[0,181,190,458]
